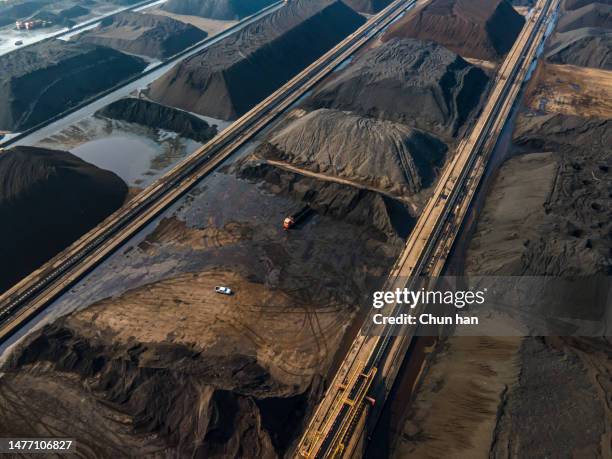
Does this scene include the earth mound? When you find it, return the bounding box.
[305,38,489,139]
[96,97,218,142]
[547,27,612,69]
[0,146,127,293]
[77,11,207,59]
[382,0,525,61]
[557,3,612,32]
[161,0,277,20]
[342,0,393,13]
[0,39,146,132]
[255,108,447,197]
[149,0,365,120]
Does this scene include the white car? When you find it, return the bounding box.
[215,286,233,295]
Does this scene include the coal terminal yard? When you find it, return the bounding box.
[0,0,610,457]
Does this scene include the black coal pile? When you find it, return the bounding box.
[77,11,207,59]
[255,108,447,197]
[0,39,146,132]
[148,0,365,120]
[161,0,277,20]
[564,0,612,10]
[0,1,44,27]
[32,5,90,27]
[382,0,525,61]
[547,27,612,69]
[96,97,218,143]
[59,4,89,19]
[557,2,612,32]
[0,146,127,293]
[0,318,304,457]
[342,0,393,13]
[511,113,612,275]
[305,38,489,140]
[237,160,415,240]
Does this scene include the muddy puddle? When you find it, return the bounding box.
[35,115,203,187]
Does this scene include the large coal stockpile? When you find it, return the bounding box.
[564,0,612,11]
[0,146,127,293]
[149,0,365,120]
[305,38,490,139]
[77,12,208,59]
[237,159,415,240]
[0,1,44,26]
[261,108,447,197]
[0,39,147,132]
[342,0,393,13]
[96,97,218,142]
[382,0,525,61]
[547,27,612,69]
[512,114,612,275]
[161,0,277,20]
[557,3,612,32]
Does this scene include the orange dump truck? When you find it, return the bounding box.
[283,206,312,230]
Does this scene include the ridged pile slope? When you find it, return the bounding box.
[161,0,277,20]
[342,0,393,13]
[305,38,489,139]
[96,97,218,142]
[77,12,207,59]
[547,27,612,69]
[261,109,447,197]
[0,146,127,293]
[382,0,525,61]
[557,3,612,32]
[149,0,365,120]
[0,39,146,131]
[564,0,612,10]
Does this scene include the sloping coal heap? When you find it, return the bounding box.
[557,3,612,32]
[148,0,365,120]
[161,0,277,20]
[382,0,525,61]
[0,146,127,293]
[510,114,612,276]
[547,27,612,69]
[77,11,207,59]
[564,0,612,11]
[0,1,44,27]
[0,39,146,132]
[343,0,393,13]
[96,97,218,143]
[305,38,490,139]
[260,108,447,197]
